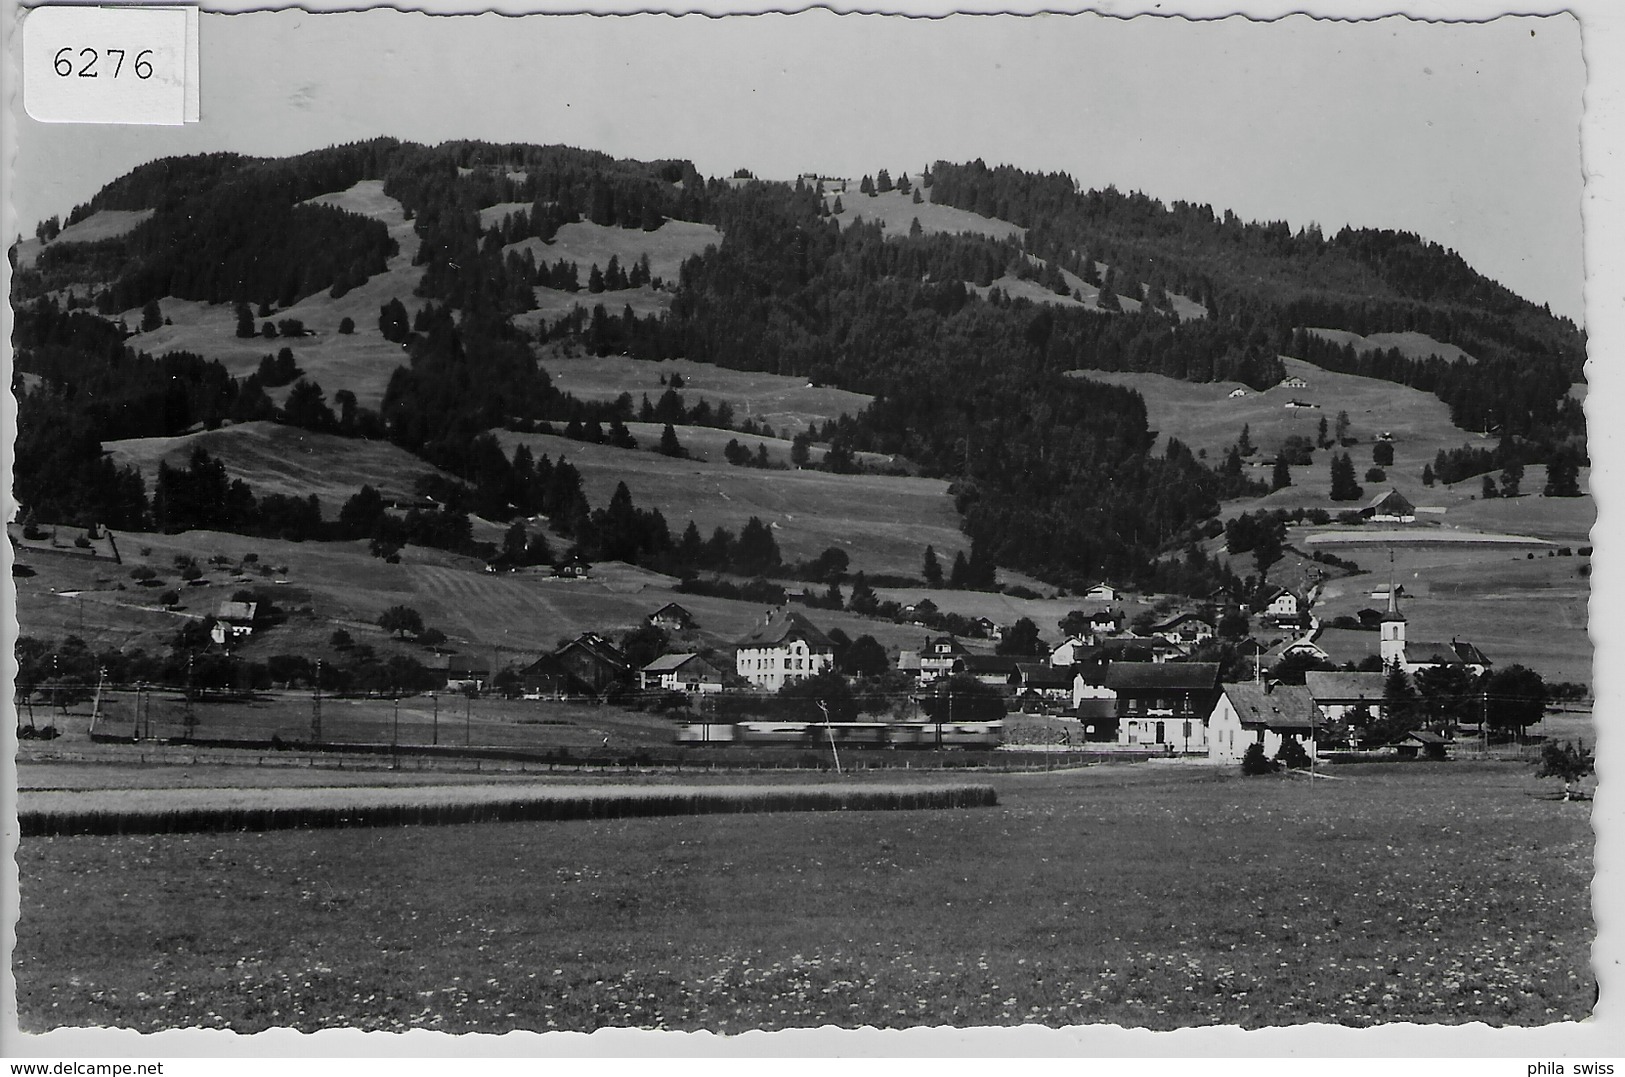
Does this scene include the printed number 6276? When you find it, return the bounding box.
[53,47,155,79]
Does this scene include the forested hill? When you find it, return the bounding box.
[8,141,1587,594]
[927,159,1584,445]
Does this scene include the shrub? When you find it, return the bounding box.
[73,535,92,549]
[338,317,355,335]
[1241,742,1279,776]
[1275,736,1312,770]
[158,589,180,607]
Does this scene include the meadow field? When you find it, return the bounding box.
[492,429,965,575]
[537,353,873,437]
[13,761,1591,1033]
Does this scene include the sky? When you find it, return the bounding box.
[6,8,1587,321]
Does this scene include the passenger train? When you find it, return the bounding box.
[675,720,1004,749]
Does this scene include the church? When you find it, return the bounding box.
[1379,586,1492,676]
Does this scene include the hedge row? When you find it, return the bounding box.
[21,783,998,837]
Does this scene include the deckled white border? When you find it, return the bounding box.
[0,0,1616,1060]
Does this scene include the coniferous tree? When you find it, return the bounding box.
[1329,453,1363,501]
[658,422,685,458]
[235,301,256,339]
[1271,457,1291,491]
[922,545,943,587]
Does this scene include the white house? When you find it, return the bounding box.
[917,635,969,682]
[1082,582,1117,603]
[1048,635,1094,668]
[640,653,724,694]
[1260,586,1303,622]
[734,609,835,690]
[1279,375,1310,389]
[210,599,257,646]
[1208,682,1318,764]
[1228,387,1249,399]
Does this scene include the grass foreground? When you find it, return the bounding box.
[14,761,1592,1033]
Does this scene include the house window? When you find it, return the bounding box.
[1127,700,1140,714]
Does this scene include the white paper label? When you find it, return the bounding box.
[24,6,194,125]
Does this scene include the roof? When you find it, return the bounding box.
[1105,662,1220,693]
[1013,663,1073,689]
[650,602,693,619]
[1219,683,1316,731]
[1150,612,1214,633]
[955,654,1020,675]
[1365,488,1416,513]
[1406,730,1451,745]
[641,652,714,674]
[1304,670,1388,702]
[1408,639,1490,667]
[216,600,257,622]
[735,609,834,651]
[560,632,629,669]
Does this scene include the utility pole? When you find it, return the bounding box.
[184,652,196,740]
[432,694,439,746]
[392,695,400,770]
[311,659,323,745]
[465,693,472,747]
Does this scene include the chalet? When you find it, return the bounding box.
[918,635,971,682]
[209,600,257,646]
[1082,582,1118,603]
[647,602,697,632]
[1087,608,1124,638]
[1149,612,1215,647]
[1207,682,1318,764]
[1263,637,1332,668]
[734,609,835,690]
[1284,399,1321,410]
[520,632,630,698]
[1362,488,1417,524]
[1228,387,1249,398]
[1396,730,1452,760]
[553,554,592,579]
[1304,670,1387,724]
[1011,663,1074,711]
[1279,375,1310,390]
[1106,662,1221,751]
[1048,635,1094,668]
[428,654,491,693]
[953,654,1020,690]
[640,653,724,694]
[974,617,1004,642]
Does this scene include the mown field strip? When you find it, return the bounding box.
[20,782,997,836]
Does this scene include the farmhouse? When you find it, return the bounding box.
[1228,387,1249,398]
[1362,488,1417,524]
[1149,612,1215,646]
[974,616,1004,641]
[953,654,1021,690]
[209,600,257,646]
[640,653,724,694]
[646,602,696,632]
[1082,582,1118,603]
[1106,662,1221,751]
[917,635,971,682]
[1207,682,1318,764]
[428,654,491,693]
[735,609,835,690]
[1303,670,1388,723]
[553,554,592,579]
[1279,375,1310,389]
[521,633,630,698]
[1284,398,1321,410]
[1011,663,1074,711]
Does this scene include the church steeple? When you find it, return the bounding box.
[1379,549,1407,667]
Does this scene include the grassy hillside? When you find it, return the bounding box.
[828,182,1023,242]
[14,209,155,270]
[492,429,965,576]
[502,219,721,285]
[1307,327,1477,364]
[512,284,673,333]
[107,181,430,409]
[539,354,873,437]
[103,421,458,516]
[14,524,971,670]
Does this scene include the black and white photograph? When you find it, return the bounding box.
[3,0,1615,1056]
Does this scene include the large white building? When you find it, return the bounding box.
[734,609,836,690]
